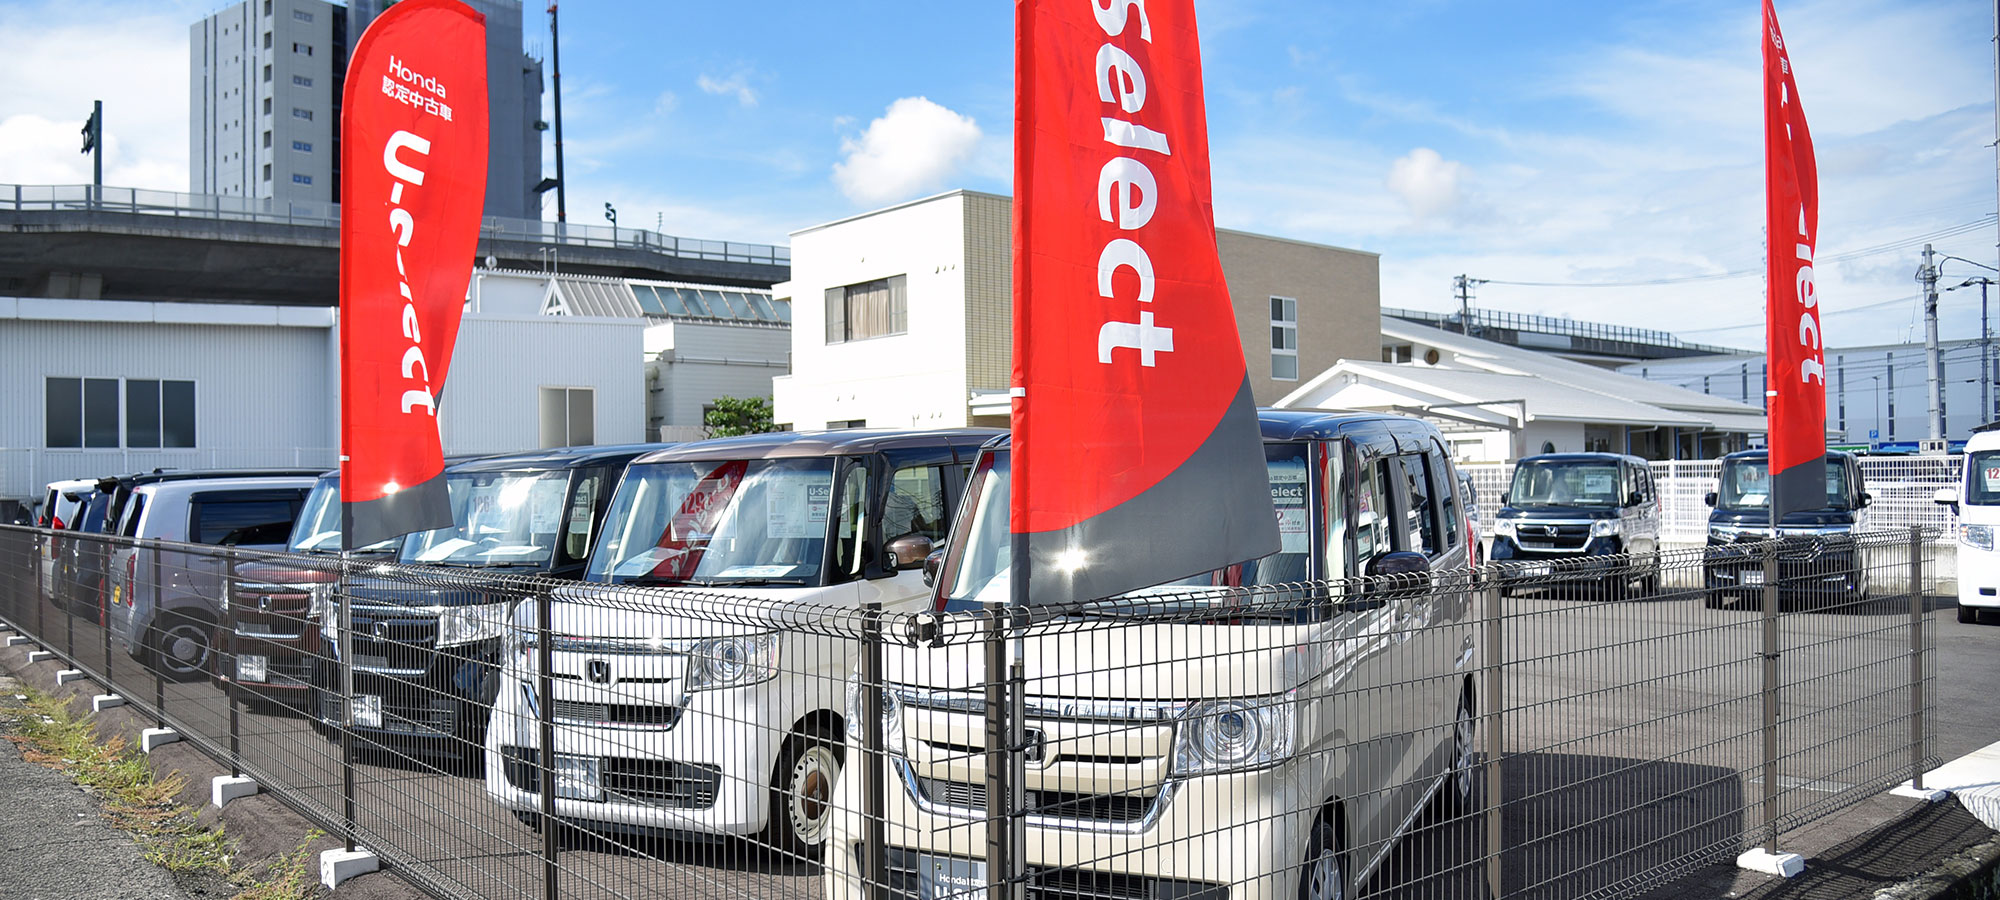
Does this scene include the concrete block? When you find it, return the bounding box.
[139,727,180,753]
[210,775,259,809]
[319,847,379,889]
[92,694,124,711]
[5,635,30,646]
[1891,784,1951,802]
[54,669,87,686]
[26,650,53,663]
[1737,847,1806,878]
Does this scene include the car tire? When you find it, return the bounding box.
[763,725,843,859]
[1442,680,1480,815]
[1298,816,1346,900]
[1959,605,1978,624]
[149,615,215,681]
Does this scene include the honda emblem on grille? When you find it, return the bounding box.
[257,595,271,611]
[1543,525,1558,537]
[586,659,611,684]
[372,621,389,640]
[1021,727,1047,763]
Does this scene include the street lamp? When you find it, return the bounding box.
[1869,374,1882,446]
[1947,275,1997,423]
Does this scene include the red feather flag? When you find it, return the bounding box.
[1763,0,1826,521]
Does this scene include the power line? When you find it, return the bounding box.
[1671,293,1923,335]
[1476,216,1997,289]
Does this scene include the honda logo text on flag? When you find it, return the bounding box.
[338,0,489,548]
[1763,0,1826,521]
[1009,0,1280,605]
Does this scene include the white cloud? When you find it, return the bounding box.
[652,91,679,116]
[1386,148,1466,221]
[697,73,758,107]
[832,97,982,206]
[0,2,199,192]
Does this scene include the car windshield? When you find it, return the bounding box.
[1965,450,2000,506]
[943,445,1319,617]
[1717,457,1850,511]
[1508,461,1621,508]
[401,470,571,566]
[289,478,397,554]
[585,457,837,586]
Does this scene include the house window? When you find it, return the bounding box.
[291,173,312,185]
[262,131,272,148]
[45,377,119,448]
[262,97,272,115]
[292,42,312,56]
[291,107,312,120]
[263,163,272,181]
[291,140,312,152]
[262,63,271,82]
[263,31,272,49]
[1271,295,1298,380]
[263,0,271,15]
[823,275,907,343]
[126,380,197,449]
[292,74,312,87]
[538,387,595,448]
[293,9,313,22]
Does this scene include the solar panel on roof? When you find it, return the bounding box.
[719,292,754,318]
[676,288,715,317]
[746,294,777,320]
[633,285,669,316]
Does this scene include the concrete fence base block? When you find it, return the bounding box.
[1890,784,1951,803]
[25,650,54,663]
[319,848,379,889]
[5,636,30,646]
[54,669,87,686]
[91,694,124,711]
[210,775,259,809]
[139,728,180,753]
[1737,847,1806,878]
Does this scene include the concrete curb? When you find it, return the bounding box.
[1871,832,2000,900]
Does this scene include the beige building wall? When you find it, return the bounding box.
[1216,229,1382,406]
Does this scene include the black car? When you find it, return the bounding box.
[310,444,667,766]
[1489,453,1662,599]
[1701,449,1872,610]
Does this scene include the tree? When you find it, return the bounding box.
[703,396,780,438]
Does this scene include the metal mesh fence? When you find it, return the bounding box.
[0,524,1937,900]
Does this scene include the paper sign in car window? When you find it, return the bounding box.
[767,475,832,539]
[1268,458,1309,553]
[1583,472,1615,495]
[527,478,567,534]
[1984,466,2000,491]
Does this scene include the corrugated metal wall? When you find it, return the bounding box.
[439,315,646,454]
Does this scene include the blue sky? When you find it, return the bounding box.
[1,0,1995,350]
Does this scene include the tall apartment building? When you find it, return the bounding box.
[191,0,546,219]
[190,0,345,206]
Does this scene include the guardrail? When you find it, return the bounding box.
[0,184,790,268]
[0,525,1938,900]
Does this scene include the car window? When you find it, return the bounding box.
[1433,453,1461,550]
[560,469,606,565]
[883,464,949,544]
[1398,454,1439,557]
[1355,457,1394,561]
[119,494,145,537]
[190,495,302,545]
[832,462,868,581]
[1323,442,1351,581]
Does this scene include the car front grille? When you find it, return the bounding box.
[500,747,720,808]
[914,776,1157,824]
[870,847,1225,900]
[551,699,683,729]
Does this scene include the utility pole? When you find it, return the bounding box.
[1920,244,1944,441]
[79,100,101,203]
[1454,274,1471,334]
[548,4,567,224]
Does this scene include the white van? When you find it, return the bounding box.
[1940,427,2000,623]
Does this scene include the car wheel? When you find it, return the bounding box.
[765,726,843,858]
[1298,817,1345,900]
[1444,681,1480,813]
[1959,605,1978,624]
[149,616,214,681]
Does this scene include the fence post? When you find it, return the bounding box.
[225,548,241,776]
[338,552,358,852]
[861,602,887,900]
[1759,538,1781,852]
[30,529,44,631]
[983,607,1013,900]
[1482,576,1505,900]
[537,594,559,899]
[153,540,165,726]
[1909,526,1927,791]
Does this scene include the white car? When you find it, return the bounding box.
[483,428,998,856]
[37,477,97,599]
[1941,426,2000,623]
[825,410,1480,900]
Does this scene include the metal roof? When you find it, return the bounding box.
[633,428,1004,464]
[541,275,790,325]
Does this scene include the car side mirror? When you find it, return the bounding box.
[1859,491,1873,508]
[886,533,934,571]
[1933,488,1956,513]
[1704,491,1718,508]
[1348,550,1430,612]
[921,547,946,587]
[1627,491,1643,507]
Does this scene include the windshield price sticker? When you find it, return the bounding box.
[527,478,567,534]
[767,476,832,539]
[1583,473,1615,495]
[1269,459,1309,553]
[1985,467,2000,490]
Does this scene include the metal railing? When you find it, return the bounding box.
[0,525,1938,900]
[1384,307,1739,356]
[0,183,791,267]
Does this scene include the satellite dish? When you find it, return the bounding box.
[484,255,497,269]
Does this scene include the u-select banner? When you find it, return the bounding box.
[1010,0,1279,603]
[339,0,488,548]
[1762,0,1826,521]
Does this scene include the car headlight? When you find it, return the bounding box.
[309,583,338,640]
[509,626,537,671]
[1173,696,1295,775]
[1493,519,1516,538]
[1590,520,1619,537]
[844,674,906,753]
[686,633,780,690]
[1964,525,1995,552]
[438,601,511,648]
